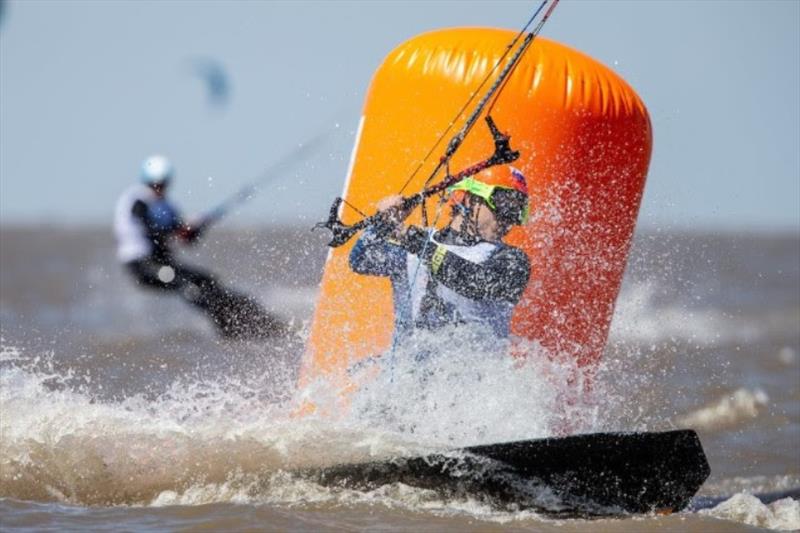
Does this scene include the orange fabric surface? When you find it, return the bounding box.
[300,28,651,395]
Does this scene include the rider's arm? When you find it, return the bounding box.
[131,199,148,221]
[132,199,160,235]
[349,194,415,277]
[349,227,407,277]
[133,199,199,243]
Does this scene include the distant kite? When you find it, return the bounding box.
[0,0,6,28]
[187,57,230,109]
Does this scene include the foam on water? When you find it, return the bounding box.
[675,388,770,431]
[610,280,764,345]
[1,320,795,530]
[0,334,612,508]
[343,327,611,445]
[147,473,561,529]
[0,343,23,363]
[702,493,800,531]
[0,348,319,504]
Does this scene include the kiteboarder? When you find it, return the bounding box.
[349,165,531,344]
[114,155,282,339]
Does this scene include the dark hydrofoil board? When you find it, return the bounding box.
[305,429,710,516]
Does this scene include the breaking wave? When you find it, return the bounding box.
[610,280,764,345]
[0,333,611,507]
[702,493,800,531]
[675,388,770,431]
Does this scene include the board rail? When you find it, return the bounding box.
[303,429,710,516]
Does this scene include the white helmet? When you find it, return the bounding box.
[140,155,173,186]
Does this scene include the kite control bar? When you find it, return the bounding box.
[315,116,519,248]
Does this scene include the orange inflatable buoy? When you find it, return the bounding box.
[300,29,651,406]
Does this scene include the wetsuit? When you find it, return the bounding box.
[114,184,279,338]
[349,225,530,344]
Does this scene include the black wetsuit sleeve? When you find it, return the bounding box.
[349,228,407,277]
[131,199,148,221]
[424,244,530,304]
[132,199,162,234]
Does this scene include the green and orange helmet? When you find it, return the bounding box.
[448,166,530,225]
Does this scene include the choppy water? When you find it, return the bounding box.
[1,225,798,531]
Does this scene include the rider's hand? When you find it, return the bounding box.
[399,225,428,255]
[181,218,207,244]
[372,195,413,239]
[376,195,413,225]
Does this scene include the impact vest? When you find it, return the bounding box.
[405,235,514,339]
[113,185,180,262]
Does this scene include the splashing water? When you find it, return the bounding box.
[0,327,620,508]
[676,388,770,431]
[344,327,613,446]
[702,493,800,531]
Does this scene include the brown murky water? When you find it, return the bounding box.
[1,225,798,531]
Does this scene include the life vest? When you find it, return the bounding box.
[405,236,514,339]
[113,184,180,262]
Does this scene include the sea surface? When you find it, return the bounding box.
[1,225,798,532]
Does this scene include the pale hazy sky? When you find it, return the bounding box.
[1,0,798,231]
